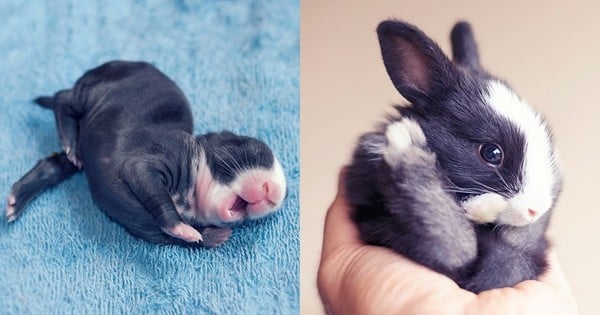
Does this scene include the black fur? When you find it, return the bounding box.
[33,96,56,109]
[7,152,78,221]
[347,21,560,292]
[8,60,277,247]
[451,21,481,71]
[198,131,274,184]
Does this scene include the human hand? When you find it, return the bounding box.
[317,168,578,315]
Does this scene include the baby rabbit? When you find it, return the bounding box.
[346,21,561,292]
[7,61,287,248]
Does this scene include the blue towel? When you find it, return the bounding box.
[0,1,299,313]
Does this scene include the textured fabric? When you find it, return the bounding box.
[0,1,299,313]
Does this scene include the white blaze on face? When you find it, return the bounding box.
[193,152,287,227]
[484,80,558,226]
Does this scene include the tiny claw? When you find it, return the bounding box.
[7,194,16,206]
[67,154,82,170]
[6,206,17,222]
[63,146,82,168]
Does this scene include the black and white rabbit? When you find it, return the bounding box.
[346,21,562,293]
[6,61,287,248]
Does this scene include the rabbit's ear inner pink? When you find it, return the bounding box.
[377,20,456,103]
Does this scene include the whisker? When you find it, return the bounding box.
[444,177,485,192]
[217,147,244,174]
[493,169,514,193]
[443,188,487,194]
[229,151,245,173]
[468,178,503,195]
[213,152,237,176]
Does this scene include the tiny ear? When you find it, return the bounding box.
[450,21,481,71]
[377,20,456,103]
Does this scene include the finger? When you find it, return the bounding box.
[461,246,578,314]
[321,167,362,255]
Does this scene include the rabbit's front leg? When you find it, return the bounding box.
[351,118,477,278]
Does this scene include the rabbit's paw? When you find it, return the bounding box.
[383,118,426,167]
[461,193,508,224]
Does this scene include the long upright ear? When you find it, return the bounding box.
[377,20,456,103]
[450,21,481,71]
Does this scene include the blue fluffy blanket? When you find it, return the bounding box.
[0,1,299,313]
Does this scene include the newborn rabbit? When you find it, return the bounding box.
[346,21,562,292]
[7,61,287,248]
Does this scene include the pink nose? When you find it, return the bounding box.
[242,183,268,204]
[528,208,537,217]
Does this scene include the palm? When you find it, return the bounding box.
[318,170,577,315]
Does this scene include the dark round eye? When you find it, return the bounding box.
[479,143,504,166]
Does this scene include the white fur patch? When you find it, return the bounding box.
[383,119,426,167]
[228,157,287,219]
[484,81,557,225]
[193,151,231,225]
[193,151,286,226]
[462,193,508,224]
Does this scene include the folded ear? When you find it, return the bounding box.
[450,21,481,71]
[377,20,457,103]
